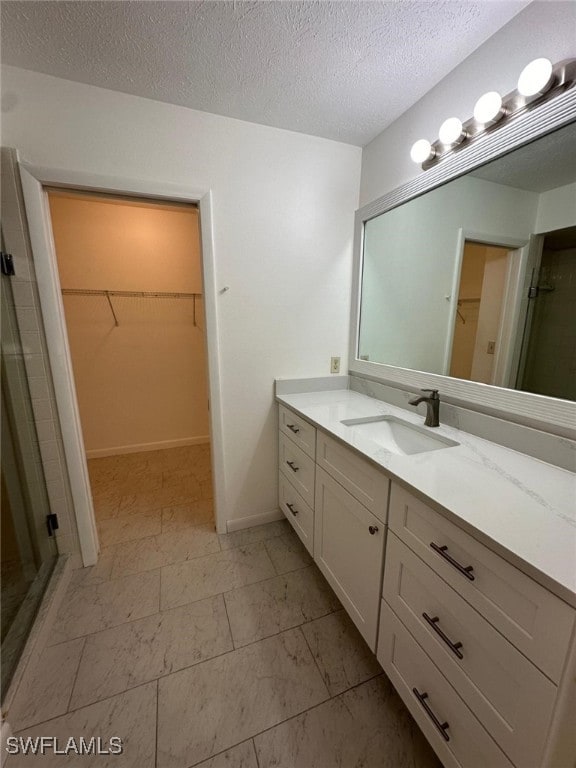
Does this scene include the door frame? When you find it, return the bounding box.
[444,229,529,385]
[19,163,228,565]
[514,235,546,391]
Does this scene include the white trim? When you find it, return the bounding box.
[444,230,529,383]
[85,436,210,459]
[19,167,99,566]
[226,508,284,533]
[18,165,228,559]
[349,88,576,436]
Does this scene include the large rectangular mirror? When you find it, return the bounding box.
[351,89,576,433]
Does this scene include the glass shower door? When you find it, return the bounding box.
[1,245,57,697]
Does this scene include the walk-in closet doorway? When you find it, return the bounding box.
[49,190,216,551]
[19,166,226,564]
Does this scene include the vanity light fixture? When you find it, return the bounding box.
[473,91,505,127]
[438,117,466,146]
[410,57,575,168]
[517,57,554,97]
[410,139,435,164]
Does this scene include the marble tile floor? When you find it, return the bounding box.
[6,445,441,768]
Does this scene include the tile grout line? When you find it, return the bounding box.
[64,636,88,714]
[10,678,160,735]
[221,591,236,650]
[34,616,346,724]
[296,625,331,700]
[154,679,159,768]
[251,738,261,768]
[182,674,389,768]
[248,672,388,749]
[74,526,290,587]
[49,561,327,651]
[15,618,383,736]
[182,738,257,768]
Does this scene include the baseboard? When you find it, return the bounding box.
[85,436,210,459]
[226,507,284,533]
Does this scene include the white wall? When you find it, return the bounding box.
[1,65,361,527]
[535,182,576,234]
[360,1,576,206]
[359,175,538,373]
[48,191,209,457]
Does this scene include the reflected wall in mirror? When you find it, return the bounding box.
[358,121,576,402]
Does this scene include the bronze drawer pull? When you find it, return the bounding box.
[286,503,298,516]
[423,613,464,659]
[287,424,300,434]
[368,525,379,535]
[412,688,450,742]
[430,542,475,581]
[286,461,299,473]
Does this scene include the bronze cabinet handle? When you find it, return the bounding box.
[287,424,300,434]
[430,542,475,581]
[286,503,298,516]
[422,613,464,659]
[412,688,450,742]
[286,461,299,473]
[368,525,379,535]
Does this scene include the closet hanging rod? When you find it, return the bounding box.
[61,288,202,327]
[61,289,202,299]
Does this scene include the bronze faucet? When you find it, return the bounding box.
[409,389,440,427]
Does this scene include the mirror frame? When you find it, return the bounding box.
[349,86,576,436]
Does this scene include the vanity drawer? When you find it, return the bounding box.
[378,601,514,768]
[316,430,389,521]
[279,432,315,508]
[278,471,314,555]
[279,405,316,459]
[383,531,557,767]
[388,483,574,683]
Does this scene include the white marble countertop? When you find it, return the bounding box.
[276,388,576,608]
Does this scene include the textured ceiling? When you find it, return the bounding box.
[1,0,530,146]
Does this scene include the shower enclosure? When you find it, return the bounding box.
[1,232,57,698]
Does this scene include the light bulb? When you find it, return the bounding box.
[439,117,465,146]
[517,58,553,97]
[410,139,435,164]
[473,91,505,126]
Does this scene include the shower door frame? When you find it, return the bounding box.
[19,163,228,564]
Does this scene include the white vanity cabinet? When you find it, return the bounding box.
[278,406,316,555]
[277,400,576,768]
[378,482,576,768]
[278,405,390,649]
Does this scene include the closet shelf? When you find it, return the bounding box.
[61,288,203,327]
[61,288,202,299]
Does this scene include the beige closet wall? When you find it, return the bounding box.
[48,191,209,457]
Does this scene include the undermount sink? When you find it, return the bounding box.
[340,415,459,455]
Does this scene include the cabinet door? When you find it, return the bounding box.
[314,467,385,650]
